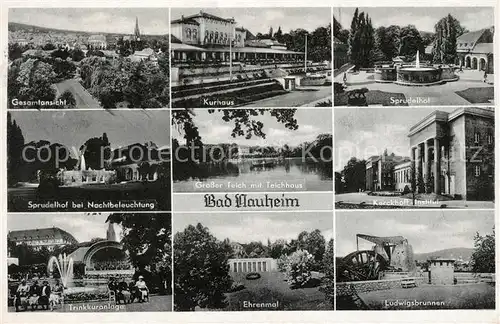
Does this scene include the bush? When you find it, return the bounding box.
[334,82,346,94]
[277,254,288,272]
[284,250,313,288]
[229,281,245,292]
[402,185,411,195]
[245,272,261,280]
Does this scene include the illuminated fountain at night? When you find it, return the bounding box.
[374,50,458,86]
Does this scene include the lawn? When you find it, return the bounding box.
[359,283,495,310]
[334,90,407,106]
[223,272,331,311]
[455,87,494,103]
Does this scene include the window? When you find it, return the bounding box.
[475,165,481,177]
[488,134,493,144]
[193,29,197,41]
[474,132,480,143]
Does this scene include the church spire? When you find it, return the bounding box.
[134,16,141,40]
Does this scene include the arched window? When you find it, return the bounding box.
[185,28,191,39]
[210,31,214,42]
[215,31,219,43]
[193,29,198,41]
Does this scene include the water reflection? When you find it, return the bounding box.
[174,157,332,192]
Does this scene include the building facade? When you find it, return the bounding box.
[228,258,278,273]
[8,227,78,251]
[408,107,494,200]
[170,11,303,64]
[366,155,409,191]
[88,34,107,49]
[393,161,412,192]
[457,27,494,73]
[428,259,455,285]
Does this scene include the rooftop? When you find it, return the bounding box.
[9,227,78,244]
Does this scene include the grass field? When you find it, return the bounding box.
[359,283,495,310]
[223,272,331,311]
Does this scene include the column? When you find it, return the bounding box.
[415,146,421,192]
[423,140,429,180]
[434,138,441,194]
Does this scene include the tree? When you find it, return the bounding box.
[320,239,334,307]
[80,133,111,170]
[57,90,76,108]
[347,9,375,67]
[274,26,283,43]
[106,213,170,269]
[13,58,57,107]
[304,229,326,264]
[174,223,232,311]
[471,227,495,273]
[7,112,25,186]
[342,157,366,192]
[71,48,85,62]
[269,239,287,259]
[285,250,314,288]
[433,14,462,64]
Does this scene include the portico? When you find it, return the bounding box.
[228,258,277,273]
[410,137,442,194]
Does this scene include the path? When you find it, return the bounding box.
[335,192,494,209]
[242,87,332,107]
[335,69,494,106]
[54,79,102,108]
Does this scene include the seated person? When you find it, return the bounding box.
[15,279,30,311]
[134,276,149,302]
[49,280,64,311]
[38,281,51,310]
[28,280,40,310]
[116,281,131,304]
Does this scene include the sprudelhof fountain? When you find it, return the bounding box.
[47,253,74,288]
[374,50,458,86]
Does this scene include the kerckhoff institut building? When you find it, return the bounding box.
[367,107,494,200]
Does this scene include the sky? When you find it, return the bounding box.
[336,210,494,257]
[173,109,332,147]
[334,107,458,171]
[9,8,169,35]
[334,7,494,33]
[174,212,334,244]
[9,110,170,158]
[171,8,331,35]
[8,213,123,243]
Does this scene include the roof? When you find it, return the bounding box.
[457,29,486,44]
[9,227,78,244]
[68,246,91,263]
[171,17,200,25]
[173,11,234,24]
[471,42,493,54]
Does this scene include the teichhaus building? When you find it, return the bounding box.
[395,107,494,200]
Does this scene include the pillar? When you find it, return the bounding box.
[434,138,441,194]
[424,140,429,180]
[415,146,421,192]
[181,52,187,61]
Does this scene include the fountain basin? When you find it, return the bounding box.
[395,66,444,86]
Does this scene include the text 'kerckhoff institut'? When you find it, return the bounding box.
[366,107,494,200]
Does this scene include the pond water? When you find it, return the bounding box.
[174,158,332,192]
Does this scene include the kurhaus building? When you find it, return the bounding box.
[395,107,494,200]
[170,11,304,64]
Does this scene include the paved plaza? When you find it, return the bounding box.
[335,69,494,106]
